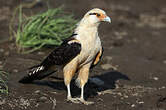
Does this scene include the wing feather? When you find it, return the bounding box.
[41,37,81,67]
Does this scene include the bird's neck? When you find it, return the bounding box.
[74,19,100,40]
[75,25,99,41]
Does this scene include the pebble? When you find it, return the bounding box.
[101,64,113,70]
[138,101,144,104]
[117,92,122,96]
[39,96,47,102]
[13,69,18,73]
[159,86,165,90]
[0,48,4,53]
[153,77,159,81]
[131,104,135,107]
[35,90,41,94]
[161,86,165,89]
[101,63,118,70]
[0,99,6,105]
[124,95,129,98]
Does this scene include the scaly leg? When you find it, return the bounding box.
[78,85,94,105]
[63,60,79,103]
[67,83,94,105]
[74,64,94,105]
[66,84,80,103]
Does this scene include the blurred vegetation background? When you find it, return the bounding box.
[10,3,77,53]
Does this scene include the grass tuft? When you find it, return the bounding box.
[11,6,77,53]
[0,70,8,94]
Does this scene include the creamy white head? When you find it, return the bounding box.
[74,8,111,44]
[78,8,111,27]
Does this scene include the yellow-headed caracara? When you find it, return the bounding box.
[19,8,111,104]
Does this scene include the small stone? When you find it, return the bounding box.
[35,103,39,107]
[50,91,57,94]
[13,69,18,73]
[97,98,103,102]
[39,96,47,102]
[153,77,159,81]
[131,104,135,107]
[161,86,165,89]
[101,64,112,70]
[101,64,117,70]
[0,48,4,53]
[159,86,165,90]
[117,92,122,96]
[0,61,2,65]
[35,90,41,94]
[138,101,144,104]
[0,99,6,105]
[124,95,129,98]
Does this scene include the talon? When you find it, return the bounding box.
[66,97,80,104]
[80,99,94,105]
[66,97,94,105]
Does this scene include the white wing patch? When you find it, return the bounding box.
[29,66,44,76]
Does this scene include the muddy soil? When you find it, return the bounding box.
[0,0,166,110]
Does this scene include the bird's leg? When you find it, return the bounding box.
[75,64,94,105]
[66,84,80,103]
[67,84,71,99]
[80,85,84,100]
[63,61,79,103]
[75,84,94,105]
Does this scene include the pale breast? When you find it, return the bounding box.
[77,35,101,67]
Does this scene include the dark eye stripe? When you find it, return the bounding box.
[89,13,101,17]
[89,13,97,15]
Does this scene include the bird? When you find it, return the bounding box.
[19,8,111,105]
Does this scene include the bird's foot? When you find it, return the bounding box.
[67,96,80,104]
[77,98,94,105]
[67,97,94,105]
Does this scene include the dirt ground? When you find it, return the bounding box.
[0,0,166,110]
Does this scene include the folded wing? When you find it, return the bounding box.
[19,35,81,83]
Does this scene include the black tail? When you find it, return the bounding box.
[19,65,55,84]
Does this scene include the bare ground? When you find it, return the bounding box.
[0,0,166,110]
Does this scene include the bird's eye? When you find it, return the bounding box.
[96,13,101,17]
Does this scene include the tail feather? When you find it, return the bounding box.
[19,65,55,83]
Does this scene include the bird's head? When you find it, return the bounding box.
[80,8,111,26]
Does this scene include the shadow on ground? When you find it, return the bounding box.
[28,71,130,100]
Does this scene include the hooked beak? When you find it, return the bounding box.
[103,16,111,23]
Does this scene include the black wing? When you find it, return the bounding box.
[19,34,81,83]
[41,37,81,68]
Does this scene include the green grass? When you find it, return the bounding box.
[12,6,77,53]
[0,70,8,94]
